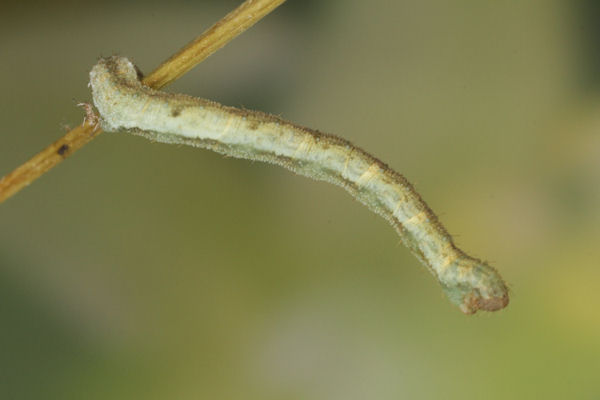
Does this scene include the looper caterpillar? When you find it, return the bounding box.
[90,56,508,314]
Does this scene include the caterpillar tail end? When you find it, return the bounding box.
[458,290,509,315]
[440,256,509,315]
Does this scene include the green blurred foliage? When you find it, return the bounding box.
[1,1,599,399]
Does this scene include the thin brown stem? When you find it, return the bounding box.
[144,0,287,89]
[0,0,287,204]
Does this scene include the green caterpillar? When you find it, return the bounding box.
[90,56,509,314]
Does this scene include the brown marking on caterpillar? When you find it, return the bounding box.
[171,107,183,117]
[247,118,260,130]
[464,292,509,314]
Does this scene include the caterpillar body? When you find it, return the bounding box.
[90,56,508,314]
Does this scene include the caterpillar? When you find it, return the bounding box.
[90,56,508,314]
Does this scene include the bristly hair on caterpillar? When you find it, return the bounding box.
[90,56,509,314]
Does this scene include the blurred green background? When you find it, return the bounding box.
[1,1,599,398]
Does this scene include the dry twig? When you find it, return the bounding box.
[0,0,286,204]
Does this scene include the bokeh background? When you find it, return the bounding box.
[1,1,599,398]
